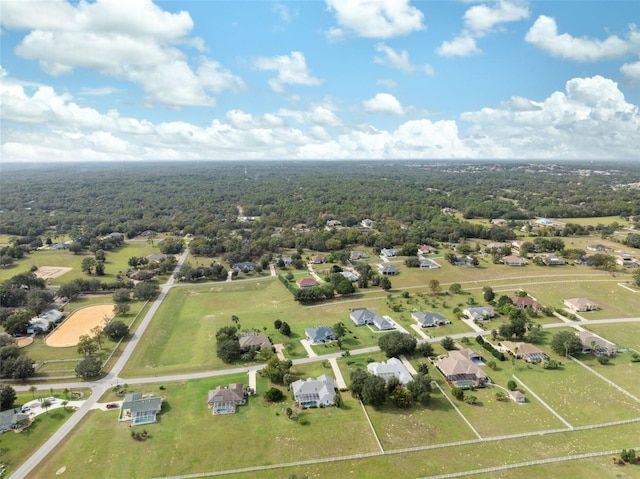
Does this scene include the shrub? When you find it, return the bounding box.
[507,380,517,391]
[451,387,464,400]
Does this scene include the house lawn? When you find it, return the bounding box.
[31,376,377,479]
[585,323,640,351]
[572,351,640,399]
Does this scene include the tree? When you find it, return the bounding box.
[451,387,464,400]
[379,276,392,291]
[463,394,478,405]
[3,310,31,336]
[77,335,98,356]
[286,407,293,419]
[407,373,432,405]
[81,257,97,275]
[260,357,292,384]
[216,339,242,363]
[26,289,54,315]
[95,261,105,276]
[264,387,285,402]
[279,321,291,336]
[550,331,583,357]
[332,322,346,338]
[0,385,16,410]
[29,385,37,398]
[95,249,106,262]
[274,319,282,330]
[416,342,434,357]
[495,390,506,401]
[361,374,387,406]
[389,385,413,408]
[133,282,159,301]
[507,380,518,391]
[449,283,463,294]
[441,336,456,351]
[10,355,35,380]
[112,289,131,303]
[378,332,417,358]
[75,355,102,379]
[103,320,129,340]
[91,325,105,350]
[429,279,441,295]
[483,286,495,302]
[113,302,130,315]
[41,398,52,414]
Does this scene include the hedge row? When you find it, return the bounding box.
[476,335,506,361]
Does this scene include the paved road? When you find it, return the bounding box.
[9,257,640,479]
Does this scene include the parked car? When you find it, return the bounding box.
[106,403,120,409]
[21,405,31,413]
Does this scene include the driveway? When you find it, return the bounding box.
[300,339,318,357]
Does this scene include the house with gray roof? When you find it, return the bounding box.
[367,357,413,385]
[412,311,450,328]
[377,264,398,275]
[576,331,617,356]
[419,258,440,269]
[232,261,255,273]
[119,393,163,426]
[463,306,495,322]
[207,383,247,415]
[0,409,29,433]
[27,309,63,334]
[349,308,394,330]
[305,326,336,344]
[381,248,399,257]
[291,375,337,408]
[238,333,272,350]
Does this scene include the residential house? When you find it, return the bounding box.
[309,255,327,264]
[509,390,526,404]
[27,309,63,334]
[419,259,440,269]
[510,296,543,311]
[511,240,526,251]
[232,261,255,273]
[412,311,450,328]
[146,253,168,263]
[291,375,337,408]
[279,256,293,266]
[349,308,394,330]
[340,271,359,282]
[436,349,488,388]
[326,220,342,228]
[617,256,639,267]
[380,248,399,257]
[543,256,565,266]
[367,357,413,385]
[587,244,613,252]
[119,393,163,426]
[502,255,527,266]
[238,333,272,351]
[563,298,598,313]
[418,245,438,255]
[296,277,319,289]
[305,326,336,344]
[49,243,68,251]
[378,264,398,275]
[501,341,547,363]
[576,331,617,356]
[463,306,495,322]
[350,251,369,261]
[490,219,508,226]
[207,384,247,415]
[361,219,374,228]
[0,409,29,433]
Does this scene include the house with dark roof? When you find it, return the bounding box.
[291,375,337,408]
[367,358,413,385]
[412,311,450,328]
[349,308,394,330]
[463,306,495,321]
[296,277,319,289]
[238,334,272,350]
[377,264,398,275]
[207,384,247,415]
[436,349,488,388]
[305,326,336,344]
[510,296,543,311]
[119,393,163,426]
[587,244,613,252]
[501,341,547,363]
[419,258,440,269]
[0,409,29,433]
[232,261,255,273]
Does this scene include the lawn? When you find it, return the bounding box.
[585,323,640,351]
[572,351,640,399]
[31,375,378,478]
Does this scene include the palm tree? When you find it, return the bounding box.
[61,400,68,411]
[29,385,37,399]
[41,399,52,414]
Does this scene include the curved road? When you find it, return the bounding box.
[9,257,640,478]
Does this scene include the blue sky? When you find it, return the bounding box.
[1,0,639,162]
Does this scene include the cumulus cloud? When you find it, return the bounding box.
[525,16,640,62]
[363,93,406,115]
[1,0,244,107]
[374,43,434,75]
[253,51,322,92]
[621,61,640,84]
[325,0,424,39]
[437,1,529,57]
[377,78,397,89]
[460,75,640,158]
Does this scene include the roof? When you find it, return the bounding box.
[510,296,543,310]
[437,352,487,380]
[121,393,162,413]
[238,334,272,349]
[0,409,29,432]
[501,341,547,360]
[305,325,335,343]
[367,357,413,385]
[564,298,598,310]
[296,277,319,288]
[377,264,398,274]
[412,311,449,327]
[291,375,336,404]
[502,255,526,265]
[464,307,495,320]
[350,308,382,325]
[207,384,245,406]
[576,331,616,350]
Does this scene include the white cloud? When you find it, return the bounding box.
[525,16,640,62]
[377,78,397,89]
[460,75,640,158]
[1,0,244,107]
[253,51,322,92]
[325,0,424,39]
[79,87,119,97]
[621,61,640,84]
[374,43,433,75]
[436,34,480,57]
[437,1,529,57]
[363,93,405,115]
[273,2,297,23]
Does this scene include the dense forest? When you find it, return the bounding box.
[1,161,639,264]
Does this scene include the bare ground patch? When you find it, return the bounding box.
[35,266,73,280]
[46,304,114,347]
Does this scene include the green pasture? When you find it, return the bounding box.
[573,351,640,399]
[585,323,640,351]
[31,375,377,479]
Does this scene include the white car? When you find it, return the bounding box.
[21,405,31,413]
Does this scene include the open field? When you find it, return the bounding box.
[585,323,640,350]
[46,304,114,347]
[573,351,640,399]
